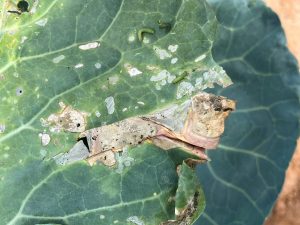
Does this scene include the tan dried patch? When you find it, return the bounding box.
[87,150,116,166]
[54,92,235,167]
[44,103,88,133]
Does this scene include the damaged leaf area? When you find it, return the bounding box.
[54,92,235,167]
[0,0,235,224]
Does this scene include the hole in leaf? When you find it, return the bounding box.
[16,87,23,96]
[77,137,90,152]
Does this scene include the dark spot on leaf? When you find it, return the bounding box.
[7,10,21,15]
[16,87,23,96]
[17,1,29,12]
[76,123,81,127]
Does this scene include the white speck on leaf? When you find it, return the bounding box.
[30,0,39,13]
[116,147,134,174]
[0,124,5,133]
[100,215,105,219]
[105,96,115,115]
[195,66,232,90]
[74,63,84,69]
[124,63,142,77]
[21,36,28,44]
[35,18,48,26]
[168,44,178,53]
[128,67,142,76]
[127,216,145,225]
[59,101,66,109]
[95,63,102,69]
[150,70,168,81]
[13,72,19,78]
[40,149,47,157]
[171,57,178,64]
[150,70,175,90]
[155,83,161,90]
[176,81,195,99]
[52,55,65,63]
[153,46,172,59]
[79,42,100,50]
[39,132,51,146]
[122,108,128,112]
[95,111,101,118]
[108,75,119,85]
[143,37,150,44]
[113,220,119,224]
[195,54,206,62]
[137,101,145,105]
[146,65,159,71]
[128,34,135,42]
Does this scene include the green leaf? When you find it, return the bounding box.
[2,144,201,225]
[0,0,226,224]
[175,162,205,224]
[196,0,300,224]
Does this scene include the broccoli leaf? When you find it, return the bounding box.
[196,0,300,224]
[0,0,225,224]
